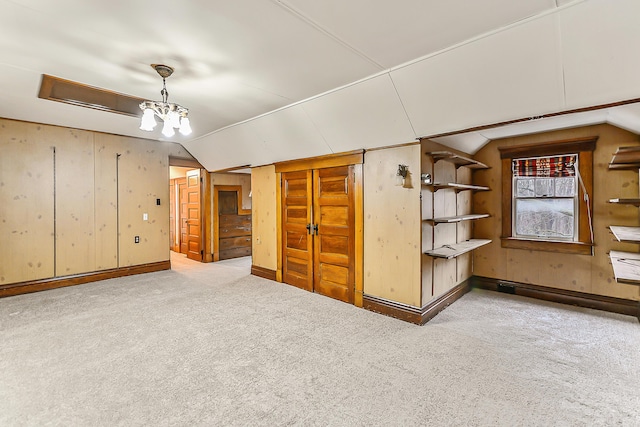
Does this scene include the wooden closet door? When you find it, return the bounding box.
[313,166,355,303]
[186,169,202,261]
[282,170,313,291]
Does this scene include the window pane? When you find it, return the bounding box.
[535,178,554,197]
[515,178,535,197]
[515,198,574,239]
[555,177,576,197]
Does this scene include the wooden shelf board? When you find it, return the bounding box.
[427,151,489,169]
[609,250,640,285]
[427,182,491,192]
[609,226,640,243]
[609,146,640,169]
[608,163,640,170]
[609,198,640,206]
[427,213,490,224]
[425,239,492,259]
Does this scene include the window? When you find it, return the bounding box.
[513,154,578,241]
[499,137,596,255]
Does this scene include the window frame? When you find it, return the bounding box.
[499,137,597,255]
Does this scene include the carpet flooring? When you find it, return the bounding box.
[1,252,639,426]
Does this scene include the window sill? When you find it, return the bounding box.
[500,237,593,255]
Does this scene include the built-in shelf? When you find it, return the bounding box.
[426,182,490,192]
[608,198,640,206]
[424,239,492,259]
[426,213,490,224]
[609,250,640,285]
[609,226,640,243]
[428,151,489,169]
[609,146,640,170]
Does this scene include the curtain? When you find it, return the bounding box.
[513,155,576,177]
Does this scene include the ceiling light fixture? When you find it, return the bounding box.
[139,64,191,137]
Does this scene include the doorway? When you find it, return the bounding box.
[213,185,252,261]
[281,165,356,303]
[169,167,205,262]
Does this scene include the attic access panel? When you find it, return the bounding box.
[38,74,144,117]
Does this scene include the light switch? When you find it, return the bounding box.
[143,213,148,221]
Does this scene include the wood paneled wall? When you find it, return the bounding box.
[363,144,422,307]
[473,124,640,301]
[250,165,278,272]
[0,118,195,287]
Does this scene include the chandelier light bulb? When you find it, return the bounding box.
[161,120,175,137]
[140,108,157,131]
[179,117,192,136]
[168,110,181,128]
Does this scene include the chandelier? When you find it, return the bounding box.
[139,64,191,137]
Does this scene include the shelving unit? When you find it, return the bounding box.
[430,151,489,169]
[609,146,640,170]
[427,213,490,224]
[610,251,640,285]
[609,226,640,243]
[608,198,640,206]
[607,146,640,285]
[423,150,491,258]
[424,239,491,259]
[427,182,490,192]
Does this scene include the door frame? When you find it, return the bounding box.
[213,184,251,261]
[275,150,364,307]
[169,168,211,262]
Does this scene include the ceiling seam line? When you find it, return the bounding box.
[300,104,335,154]
[387,73,417,139]
[390,0,587,73]
[269,0,385,70]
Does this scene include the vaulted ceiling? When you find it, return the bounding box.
[2,0,639,170]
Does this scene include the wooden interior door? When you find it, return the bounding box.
[281,166,355,303]
[186,169,202,261]
[282,170,313,291]
[313,166,355,303]
[178,178,188,254]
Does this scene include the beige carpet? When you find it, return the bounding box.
[1,252,639,426]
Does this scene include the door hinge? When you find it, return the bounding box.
[200,250,204,256]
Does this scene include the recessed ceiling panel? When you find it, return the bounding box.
[560,0,640,109]
[391,14,565,138]
[301,74,416,153]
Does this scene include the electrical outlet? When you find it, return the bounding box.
[143,213,148,221]
[134,236,140,244]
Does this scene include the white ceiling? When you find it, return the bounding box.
[1,0,640,170]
